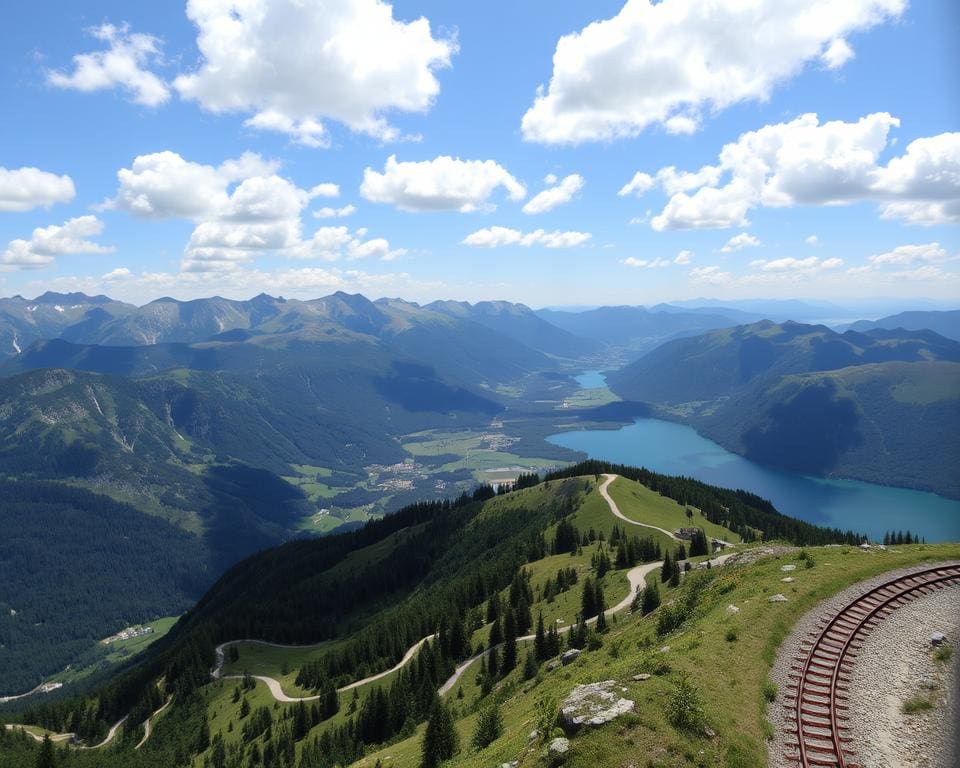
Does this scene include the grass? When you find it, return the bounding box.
[55,615,180,686]
[933,645,953,663]
[902,694,935,714]
[355,543,960,768]
[607,476,741,544]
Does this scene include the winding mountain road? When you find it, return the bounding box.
[598,473,681,542]
[134,696,171,750]
[204,474,736,704]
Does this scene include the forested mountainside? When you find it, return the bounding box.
[607,322,960,497]
[1,462,869,768]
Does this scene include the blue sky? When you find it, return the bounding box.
[0,0,957,307]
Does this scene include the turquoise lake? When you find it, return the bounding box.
[551,373,960,542]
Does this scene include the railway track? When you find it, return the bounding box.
[783,563,960,767]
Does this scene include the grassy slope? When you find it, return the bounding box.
[607,477,741,543]
[358,543,960,768]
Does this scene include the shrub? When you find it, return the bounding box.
[934,645,953,663]
[668,673,706,732]
[471,702,503,750]
[902,695,933,714]
[725,627,738,642]
[761,679,777,703]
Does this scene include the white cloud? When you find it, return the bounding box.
[618,172,654,198]
[622,256,671,268]
[102,267,132,281]
[640,114,960,229]
[674,250,693,265]
[47,23,169,107]
[521,0,903,145]
[310,183,341,199]
[522,174,584,214]
[690,265,732,285]
[314,205,357,219]
[106,150,280,219]
[805,235,820,246]
[748,256,843,273]
[1,216,114,270]
[720,233,760,253]
[173,0,456,144]
[461,226,591,249]
[361,155,526,212]
[867,242,950,266]
[821,38,855,69]
[0,166,75,212]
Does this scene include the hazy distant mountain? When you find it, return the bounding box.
[536,304,763,358]
[608,321,960,497]
[837,309,960,341]
[428,299,600,358]
[665,298,849,322]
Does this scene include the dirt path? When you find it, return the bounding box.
[211,474,733,704]
[134,696,172,750]
[437,477,737,696]
[599,473,681,542]
[212,634,439,703]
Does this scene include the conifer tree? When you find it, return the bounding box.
[661,550,673,583]
[534,610,547,661]
[472,701,503,749]
[420,698,459,768]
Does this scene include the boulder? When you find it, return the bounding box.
[781,564,796,572]
[548,737,570,756]
[768,594,788,602]
[561,648,581,666]
[632,673,651,681]
[547,659,562,671]
[930,631,947,646]
[725,604,740,615]
[781,577,795,583]
[560,681,635,732]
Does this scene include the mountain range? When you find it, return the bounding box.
[607,321,960,496]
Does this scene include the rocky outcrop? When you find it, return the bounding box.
[560,681,634,732]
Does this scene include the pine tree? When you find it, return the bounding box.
[420,698,459,768]
[523,649,539,680]
[595,585,608,633]
[581,576,598,618]
[472,701,503,749]
[36,735,56,768]
[640,581,661,615]
[661,550,673,583]
[534,610,547,661]
[502,608,518,673]
[669,558,681,587]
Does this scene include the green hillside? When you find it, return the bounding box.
[0,462,879,768]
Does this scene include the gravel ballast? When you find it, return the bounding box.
[767,560,960,768]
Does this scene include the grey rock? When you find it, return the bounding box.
[528,729,539,741]
[725,604,740,614]
[781,564,797,572]
[768,593,788,602]
[560,680,635,732]
[546,659,561,671]
[632,673,651,681]
[561,648,581,666]
[929,631,946,645]
[548,737,570,756]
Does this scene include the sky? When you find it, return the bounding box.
[0,0,958,308]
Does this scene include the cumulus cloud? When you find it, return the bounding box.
[105,150,398,272]
[1,216,114,270]
[461,226,591,249]
[361,155,526,212]
[173,0,456,144]
[522,174,584,214]
[867,242,951,266]
[47,23,169,107]
[633,114,960,230]
[105,150,280,220]
[805,235,820,246]
[674,250,693,265]
[0,166,75,212]
[314,205,357,219]
[720,233,760,253]
[521,0,903,145]
[618,172,654,198]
